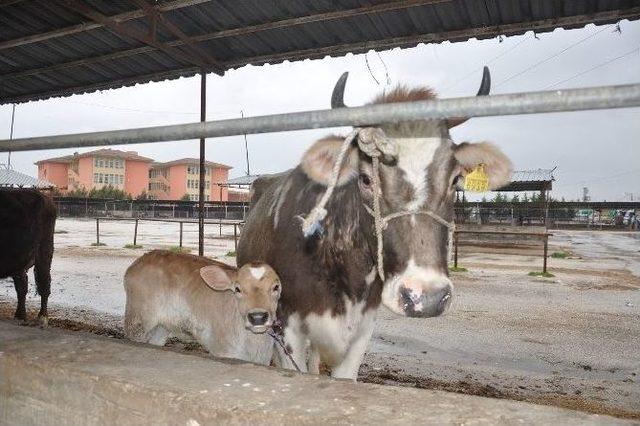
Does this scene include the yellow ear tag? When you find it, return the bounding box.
[463,164,489,192]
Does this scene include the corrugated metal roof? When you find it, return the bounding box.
[0,165,53,188]
[224,174,261,186]
[2,0,638,104]
[511,169,555,183]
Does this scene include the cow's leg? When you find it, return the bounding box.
[330,312,376,380]
[307,345,321,374]
[12,271,28,321]
[35,210,55,327]
[145,325,170,346]
[275,319,308,373]
[34,257,52,327]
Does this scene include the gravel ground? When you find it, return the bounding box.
[1,219,639,419]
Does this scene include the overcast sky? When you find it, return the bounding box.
[1,20,639,201]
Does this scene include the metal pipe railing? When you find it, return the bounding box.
[1,83,639,152]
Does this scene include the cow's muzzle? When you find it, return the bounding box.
[382,269,453,318]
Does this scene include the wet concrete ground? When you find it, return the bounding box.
[1,219,639,418]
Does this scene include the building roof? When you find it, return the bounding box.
[497,168,555,192]
[152,158,232,169]
[35,148,154,164]
[224,174,262,186]
[2,1,638,104]
[0,164,54,189]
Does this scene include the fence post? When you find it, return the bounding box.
[133,219,139,246]
[233,223,238,252]
[179,222,183,248]
[219,221,222,236]
[95,218,100,245]
[454,232,459,269]
[543,234,548,274]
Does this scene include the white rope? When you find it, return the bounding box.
[300,129,359,237]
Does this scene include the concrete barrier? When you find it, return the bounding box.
[0,321,631,425]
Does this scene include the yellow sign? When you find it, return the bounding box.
[464,164,489,192]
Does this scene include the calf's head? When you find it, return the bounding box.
[301,68,512,318]
[200,262,282,333]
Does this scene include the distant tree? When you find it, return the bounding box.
[136,191,150,200]
[511,194,520,203]
[88,185,130,200]
[481,196,487,203]
[530,192,539,203]
[66,187,89,198]
[493,193,505,203]
[522,193,529,203]
[180,193,191,201]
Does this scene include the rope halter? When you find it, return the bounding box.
[300,127,455,282]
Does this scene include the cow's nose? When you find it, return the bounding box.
[399,283,452,318]
[247,311,269,326]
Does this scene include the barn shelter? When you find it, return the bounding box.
[2,0,640,256]
[0,164,53,189]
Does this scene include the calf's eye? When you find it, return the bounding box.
[273,284,280,292]
[359,173,371,187]
[452,175,463,187]
[233,286,241,294]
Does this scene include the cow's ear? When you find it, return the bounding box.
[200,266,237,291]
[454,142,513,190]
[301,136,358,186]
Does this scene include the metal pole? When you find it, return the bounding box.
[3,84,640,152]
[199,71,206,257]
[233,223,238,252]
[179,222,183,248]
[7,104,15,166]
[241,110,250,175]
[133,218,138,246]
[543,234,548,274]
[454,232,458,269]
[96,218,100,245]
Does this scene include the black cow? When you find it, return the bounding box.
[0,188,56,325]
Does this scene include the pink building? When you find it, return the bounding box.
[36,149,154,198]
[148,158,231,201]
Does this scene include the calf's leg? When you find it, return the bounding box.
[12,271,28,321]
[145,325,170,346]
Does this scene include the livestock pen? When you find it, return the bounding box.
[1,1,640,423]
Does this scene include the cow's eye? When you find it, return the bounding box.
[359,173,371,187]
[452,174,463,187]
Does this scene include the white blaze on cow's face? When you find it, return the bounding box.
[200,262,282,333]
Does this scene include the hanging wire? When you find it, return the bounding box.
[544,46,639,89]
[495,24,613,89]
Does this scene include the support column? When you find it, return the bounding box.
[199,71,206,257]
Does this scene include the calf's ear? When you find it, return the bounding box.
[454,142,513,190]
[200,266,237,291]
[301,135,358,186]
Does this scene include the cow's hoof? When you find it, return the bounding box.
[38,315,49,328]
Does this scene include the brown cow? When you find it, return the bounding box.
[238,69,512,379]
[124,250,282,364]
[0,188,56,325]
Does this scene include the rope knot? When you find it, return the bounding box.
[356,127,396,160]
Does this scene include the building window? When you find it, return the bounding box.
[94,158,99,167]
[120,175,124,185]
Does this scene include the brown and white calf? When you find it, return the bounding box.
[237,68,513,379]
[124,250,281,364]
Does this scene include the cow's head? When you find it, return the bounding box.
[200,262,282,333]
[301,68,512,318]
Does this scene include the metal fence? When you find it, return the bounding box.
[54,198,249,220]
[454,205,639,229]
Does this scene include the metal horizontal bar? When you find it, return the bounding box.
[2,83,639,152]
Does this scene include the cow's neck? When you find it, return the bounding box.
[309,180,382,307]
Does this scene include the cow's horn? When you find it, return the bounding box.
[331,72,349,109]
[448,66,491,128]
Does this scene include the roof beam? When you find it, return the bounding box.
[131,0,220,68]
[63,0,222,74]
[0,0,212,50]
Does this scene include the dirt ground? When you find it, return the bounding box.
[1,218,639,419]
